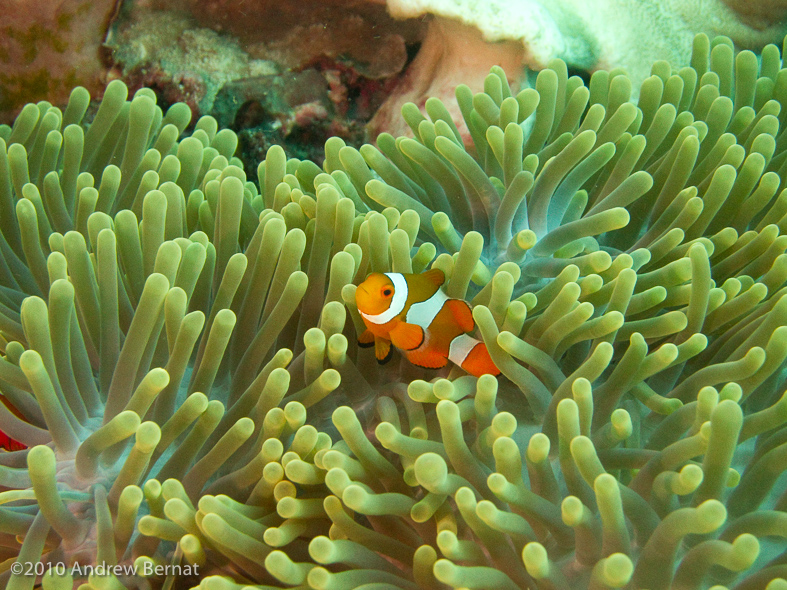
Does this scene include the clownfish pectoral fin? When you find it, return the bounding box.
[406,348,449,370]
[358,329,376,348]
[389,322,424,351]
[421,268,446,288]
[445,299,475,333]
[375,339,393,364]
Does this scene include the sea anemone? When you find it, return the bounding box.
[1,33,786,590]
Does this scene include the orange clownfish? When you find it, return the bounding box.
[355,270,500,377]
[0,395,27,452]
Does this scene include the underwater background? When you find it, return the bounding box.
[1,0,787,589]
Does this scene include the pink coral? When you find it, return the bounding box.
[368,18,526,144]
[371,0,787,144]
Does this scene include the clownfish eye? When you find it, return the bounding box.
[382,288,393,297]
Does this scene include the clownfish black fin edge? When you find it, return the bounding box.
[377,344,394,365]
[357,329,375,348]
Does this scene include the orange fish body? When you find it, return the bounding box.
[355,270,500,377]
[0,395,27,452]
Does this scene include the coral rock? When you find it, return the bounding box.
[0,0,118,121]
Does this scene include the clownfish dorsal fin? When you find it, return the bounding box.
[445,299,475,333]
[421,268,445,288]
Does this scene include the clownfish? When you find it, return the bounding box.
[355,269,500,377]
[0,395,27,452]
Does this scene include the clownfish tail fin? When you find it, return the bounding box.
[462,342,500,377]
[448,334,500,377]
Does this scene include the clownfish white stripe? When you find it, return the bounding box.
[360,272,408,325]
[406,288,449,329]
[448,334,480,366]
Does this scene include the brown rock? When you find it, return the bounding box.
[0,0,118,122]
